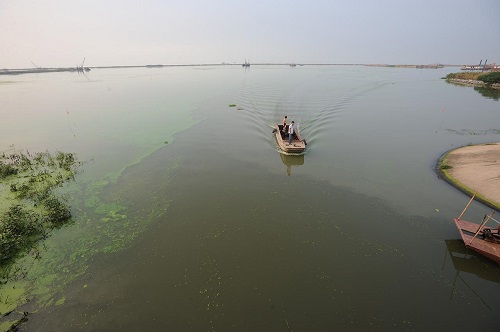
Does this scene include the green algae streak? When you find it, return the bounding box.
[0,150,80,266]
[1,120,194,330]
[0,150,81,329]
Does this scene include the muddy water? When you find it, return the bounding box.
[1,65,499,330]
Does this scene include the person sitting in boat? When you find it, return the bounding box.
[288,121,295,144]
[282,115,288,134]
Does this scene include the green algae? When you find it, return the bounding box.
[0,70,207,330]
[96,203,126,222]
[0,150,183,328]
[0,311,28,332]
[0,150,81,267]
[1,100,198,330]
[445,128,500,136]
[0,150,83,331]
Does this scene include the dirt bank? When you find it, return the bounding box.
[438,143,500,211]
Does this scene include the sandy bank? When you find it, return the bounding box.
[438,143,500,210]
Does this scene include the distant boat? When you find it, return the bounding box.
[242,60,250,67]
[461,65,475,70]
[453,193,500,265]
[289,63,296,67]
[461,59,495,71]
[76,57,90,73]
[461,65,483,71]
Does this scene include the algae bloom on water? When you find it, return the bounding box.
[0,150,81,269]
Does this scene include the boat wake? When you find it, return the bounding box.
[228,67,393,153]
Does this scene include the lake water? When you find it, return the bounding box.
[1,65,499,331]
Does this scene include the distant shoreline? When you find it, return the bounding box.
[0,63,462,76]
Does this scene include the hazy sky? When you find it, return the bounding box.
[1,0,499,68]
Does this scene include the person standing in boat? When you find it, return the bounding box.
[282,115,288,134]
[288,121,295,145]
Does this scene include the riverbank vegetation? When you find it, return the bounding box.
[446,72,500,84]
[445,72,483,80]
[0,150,81,275]
[478,72,500,84]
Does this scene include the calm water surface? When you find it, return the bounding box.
[1,65,499,330]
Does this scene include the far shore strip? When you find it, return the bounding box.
[440,143,500,210]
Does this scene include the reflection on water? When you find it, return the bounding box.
[445,80,500,101]
[473,86,500,101]
[279,152,304,176]
[443,239,500,311]
[444,239,500,283]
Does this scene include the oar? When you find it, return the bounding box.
[458,191,477,220]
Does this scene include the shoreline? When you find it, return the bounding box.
[0,63,462,76]
[447,78,500,90]
[437,143,500,211]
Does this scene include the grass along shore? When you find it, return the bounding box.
[445,71,500,89]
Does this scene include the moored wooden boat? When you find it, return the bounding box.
[453,193,500,265]
[274,124,306,153]
[454,218,500,265]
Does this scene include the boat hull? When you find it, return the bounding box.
[454,218,500,265]
[274,125,306,153]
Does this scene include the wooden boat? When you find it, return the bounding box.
[274,124,306,153]
[454,193,500,265]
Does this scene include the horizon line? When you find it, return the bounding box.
[1,62,465,72]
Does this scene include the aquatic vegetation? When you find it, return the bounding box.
[0,163,17,178]
[0,155,180,320]
[445,128,500,136]
[0,150,82,329]
[0,311,28,331]
[0,204,44,265]
[0,150,81,269]
[228,104,236,107]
